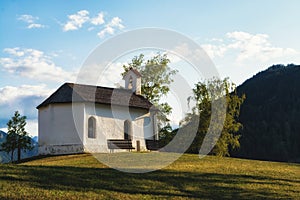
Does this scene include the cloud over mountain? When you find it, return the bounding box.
[0,84,52,136]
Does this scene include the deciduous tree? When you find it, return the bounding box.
[182,78,245,156]
[122,53,177,128]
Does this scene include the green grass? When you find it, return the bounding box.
[0,153,299,199]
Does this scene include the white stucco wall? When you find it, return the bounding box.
[38,103,85,155]
[38,102,157,155]
[84,103,155,152]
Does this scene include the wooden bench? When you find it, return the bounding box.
[107,139,135,152]
[145,139,160,151]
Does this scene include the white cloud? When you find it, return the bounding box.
[97,17,124,38]
[76,61,123,87]
[110,17,125,29]
[199,31,300,85]
[227,31,299,62]
[0,84,53,136]
[0,84,51,105]
[27,23,45,29]
[62,10,125,37]
[201,31,300,63]
[0,47,76,82]
[98,26,114,38]
[98,62,125,87]
[90,12,105,25]
[63,10,90,31]
[17,14,45,29]
[201,44,227,59]
[17,14,37,23]
[3,48,25,57]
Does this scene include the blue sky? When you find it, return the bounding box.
[1,0,300,136]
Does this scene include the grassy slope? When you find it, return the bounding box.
[0,153,299,199]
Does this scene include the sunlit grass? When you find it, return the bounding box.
[0,153,299,199]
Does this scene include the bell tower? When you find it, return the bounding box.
[123,68,142,95]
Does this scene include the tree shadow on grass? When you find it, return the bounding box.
[1,165,298,199]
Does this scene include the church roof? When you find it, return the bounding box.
[37,83,157,110]
[123,67,142,78]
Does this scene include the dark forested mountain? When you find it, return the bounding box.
[232,64,300,163]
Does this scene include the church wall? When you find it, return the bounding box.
[38,103,85,155]
[38,102,157,155]
[84,103,155,152]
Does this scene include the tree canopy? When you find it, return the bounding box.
[179,78,245,156]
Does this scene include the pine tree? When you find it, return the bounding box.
[0,111,33,162]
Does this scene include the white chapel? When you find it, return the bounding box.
[37,68,159,155]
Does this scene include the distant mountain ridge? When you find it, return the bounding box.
[0,130,6,138]
[32,136,38,143]
[0,131,7,145]
[233,64,300,163]
[0,131,9,163]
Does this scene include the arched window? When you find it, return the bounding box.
[124,120,132,140]
[88,117,96,138]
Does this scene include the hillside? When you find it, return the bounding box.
[233,64,300,162]
[0,153,299,199]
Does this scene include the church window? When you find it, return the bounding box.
[88,117,96,138]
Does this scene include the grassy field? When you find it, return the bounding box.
[0,153,299,199]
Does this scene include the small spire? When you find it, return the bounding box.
[123,68,142,95]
